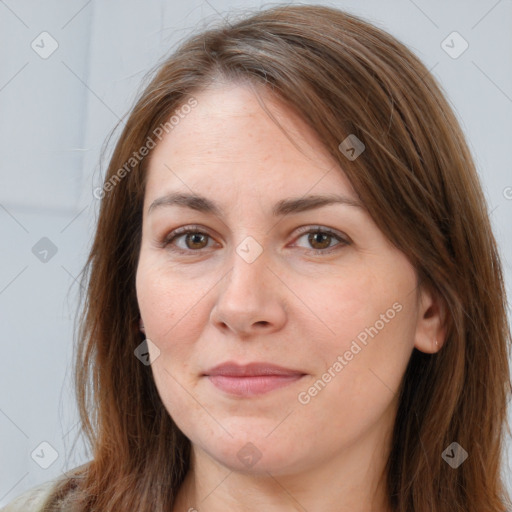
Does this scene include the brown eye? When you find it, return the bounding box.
[307,231,333,250]
[183,232,209,250]
[162,225,350,256]
[162,227,214,253]
[294,227,350,254]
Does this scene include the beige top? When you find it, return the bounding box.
[0,480,58,512]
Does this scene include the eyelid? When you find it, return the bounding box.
[160,224,351,254]
[290,226,351,252]
[292,225,350,241]
[159,224,215,248]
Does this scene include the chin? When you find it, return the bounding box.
[198,433,310,476]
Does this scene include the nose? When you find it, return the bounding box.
[209,244,287,338]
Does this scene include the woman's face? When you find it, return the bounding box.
[136,81,435,477]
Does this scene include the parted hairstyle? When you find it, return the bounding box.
[41,4,511,512]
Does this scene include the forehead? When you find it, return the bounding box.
[144,82,357,202]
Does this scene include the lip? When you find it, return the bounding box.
[203,362,306,397]
[204,361,305,377]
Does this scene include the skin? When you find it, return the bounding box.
[135,79,446,512]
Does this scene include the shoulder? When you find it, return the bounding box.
[0,479,59,512]
[0,464,90,512]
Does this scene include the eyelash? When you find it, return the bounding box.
[159,225,351,256]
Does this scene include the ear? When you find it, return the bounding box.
[414,281,447,354]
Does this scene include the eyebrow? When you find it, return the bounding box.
[147,192,364,217]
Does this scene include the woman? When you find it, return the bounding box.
[3,4,510,512]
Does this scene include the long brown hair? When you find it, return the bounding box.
[45,4,511,511]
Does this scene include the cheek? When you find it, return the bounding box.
[301,262,416,402]
[322,256,418,345]
[296,267,376,341]
[136,257,202,343]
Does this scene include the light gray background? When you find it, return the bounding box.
[1,0,511,505]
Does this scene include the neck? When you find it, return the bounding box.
[171,418,395,512]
